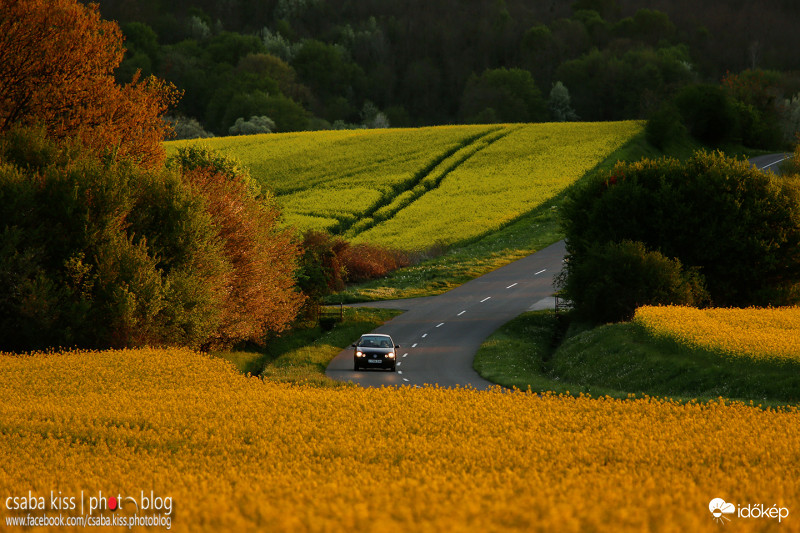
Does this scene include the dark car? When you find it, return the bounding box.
[352,334,399,371]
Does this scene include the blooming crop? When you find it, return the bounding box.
[167,122,642,250]
[635,305,800,362]
[353,121,642,250]
[1,347,798,531]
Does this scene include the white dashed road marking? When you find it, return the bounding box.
[436,322,445,328]
[412,343,417,348]
[534,269,547,275]
[506,283,518,289]
[480,297,491,303]
[763,156,789,168]
[457,311,466,316]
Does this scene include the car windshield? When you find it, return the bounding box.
[358,335,392,348]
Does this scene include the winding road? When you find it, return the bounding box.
[326,240,565,389]
[325,154,791,389]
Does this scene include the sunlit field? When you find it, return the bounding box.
[635,305,800,363]
[1,348,797,532]
[167,122,642,250]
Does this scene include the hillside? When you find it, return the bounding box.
[167,121,643,251]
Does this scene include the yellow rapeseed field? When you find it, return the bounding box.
[167,126,496,234]
[167,122,642,249]
[353,121,642,250]
[635,305,800,362]
[1,348,798,532]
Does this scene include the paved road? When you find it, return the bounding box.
[749,153,791,172]
[326,240,566,389]
[326,153,792,389]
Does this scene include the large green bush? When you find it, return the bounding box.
[0,128,305,351]
[0,127,228,350]
[560,151,800,320]
[559,240,707,323]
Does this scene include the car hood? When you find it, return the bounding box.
[356,347,394,354]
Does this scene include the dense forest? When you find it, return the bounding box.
[91,0,800,144]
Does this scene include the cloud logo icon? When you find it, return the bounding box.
[709,498,736,524]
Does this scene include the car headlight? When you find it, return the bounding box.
[356,351,364,357]
[387,351,395,358]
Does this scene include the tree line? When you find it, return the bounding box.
[0,0,419,351]
[92,0,800,146]
[0,0,307,351]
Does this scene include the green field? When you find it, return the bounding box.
[167,122,643,251]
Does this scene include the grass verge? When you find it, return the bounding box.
[214,307,402,386]
[474,310,800,406]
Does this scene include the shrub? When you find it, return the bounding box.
[339,243,410,282]
[0,126,228,351]
[170,116,215,140]
[560,150,800,315]
[228,115,276,136]
[559,240,708,323]
[297,231,350,298]
[296,231,411,298]
[645,104,684,150]
[782,142,800,175]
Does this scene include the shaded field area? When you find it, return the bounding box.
[474,308,800,406]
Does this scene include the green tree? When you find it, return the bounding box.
[548,81,578,121]
[557,46,693,120]
[291,39,365,120]
[460,68,547,123]
[216,91,309,132]
[613,9,676,47]
[205,31,265,65]
[674,84,738,145]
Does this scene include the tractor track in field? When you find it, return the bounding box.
[333,126,518,237]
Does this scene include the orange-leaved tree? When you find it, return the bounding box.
[0,0,179,167]
[172,147,305,348]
